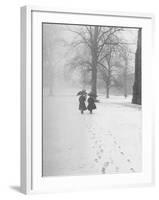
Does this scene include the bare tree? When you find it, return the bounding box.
[117,44,132,98]
[98,46,116,98]
[97,29,137,98]
[97,31,124,98]
[68,26,122,96]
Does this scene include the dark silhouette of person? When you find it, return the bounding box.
[78,90,87,114]
[87,93,96,114]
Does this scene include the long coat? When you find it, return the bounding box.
[79,95,87,111]
[87,97,96,111]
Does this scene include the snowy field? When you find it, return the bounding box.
[42,95,142,176]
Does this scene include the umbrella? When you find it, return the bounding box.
[76,90,87,96]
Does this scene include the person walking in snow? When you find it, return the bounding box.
[87,92,96,114]
[77,90,87,114]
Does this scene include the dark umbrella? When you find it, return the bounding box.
[76,90,87,96]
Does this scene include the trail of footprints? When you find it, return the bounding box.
[89,128,136,174]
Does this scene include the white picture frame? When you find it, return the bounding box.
[21,5,155,194]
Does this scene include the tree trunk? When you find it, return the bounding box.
[123,60,128,98]
[106,85,109,98]
[132,29,142,105]
[91,65,97,95]
[105,66,111,98]
[124,86,127,98]
[91,26,98,96]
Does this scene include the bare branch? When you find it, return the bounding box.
[68,28,91,48]
[97,27,113,42]
[98,28,123,54]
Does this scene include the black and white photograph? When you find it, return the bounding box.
[42,23,142,177]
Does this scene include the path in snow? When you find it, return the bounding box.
[42,95,142,176]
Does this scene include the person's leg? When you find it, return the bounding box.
[81,110,84,114]
[90,109,92,114]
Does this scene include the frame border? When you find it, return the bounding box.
[21,5,155,194]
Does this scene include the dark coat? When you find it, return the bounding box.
[87,97,96,111]
[79,95,87,111]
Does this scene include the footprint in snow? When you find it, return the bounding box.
[120,152,124,155]
[104,162,109,168]
[130,168,135,172]
[100,149,104,153]
[101,167,106,174]
[94,158,98,163]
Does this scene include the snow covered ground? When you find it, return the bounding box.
[42,95,142,176]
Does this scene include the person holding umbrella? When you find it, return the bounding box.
[87,92,97,114]
[77,90,87,114]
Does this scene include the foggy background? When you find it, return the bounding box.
[42,24,138,98]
